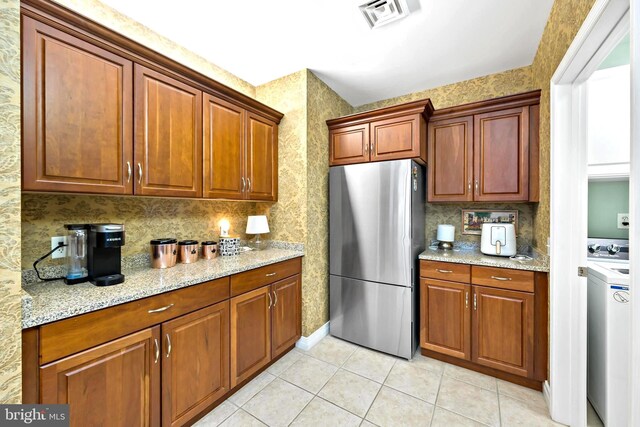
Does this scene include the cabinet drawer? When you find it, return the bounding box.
[231,257,302,297]
[39,277,230,364]
[420,260,470,283]
[471,266,534,292]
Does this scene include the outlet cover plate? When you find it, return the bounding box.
[51,236,67,259]
[617,213,630,229]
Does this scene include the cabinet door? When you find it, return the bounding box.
[472,286,534,377]
[22,16,133,195]
[246,112,277,201]
[161,301,229,427]
[420,279,471,360]
[370,114,422,162]
[473,107,529,201]
[134,65,202,197]
[271,274,302,358]
[329,124,370,166]
[203,94,245,199]
[427,117,474,202]
[230,286,271,387]
[40,327,160,427]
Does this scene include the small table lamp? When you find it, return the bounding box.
[246,215,270,251]
[437,224,455,250]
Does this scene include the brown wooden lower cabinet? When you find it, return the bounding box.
[162,301,229,427]
[420,279,471,360]
[419,260,547,389]
[230,273,303,386]
[230,286,272,387]
[27,257,302,427]
[40,327,160,427]
[472,286,534,377]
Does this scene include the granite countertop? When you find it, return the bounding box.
[419,244,549,272]
[22,247,304,329]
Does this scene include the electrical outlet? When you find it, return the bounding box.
[51,236,67,259]
[617,213,630,229]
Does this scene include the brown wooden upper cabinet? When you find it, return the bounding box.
[427,91,540,203]
[134,65,203,198]
[203,96,278,201]
[21,7,282,200]
[327,99,434,166]
[21,15,134,194]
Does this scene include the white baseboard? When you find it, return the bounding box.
[296,321,329,351]
[543,381,553,418]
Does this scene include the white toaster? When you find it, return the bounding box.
[480,223,516,257]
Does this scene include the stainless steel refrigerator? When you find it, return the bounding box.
[329,159,425,359]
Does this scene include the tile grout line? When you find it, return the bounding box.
[427,366,445,427]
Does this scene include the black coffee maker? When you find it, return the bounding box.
[88,224,125,286]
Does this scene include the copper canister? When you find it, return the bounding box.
[201,241,218,260]
[178,240,199,264]
[150,238,177,269]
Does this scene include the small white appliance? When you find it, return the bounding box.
[587,261,630,426]
[480,223,516,257]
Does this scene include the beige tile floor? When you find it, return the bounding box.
[195,335,566,427]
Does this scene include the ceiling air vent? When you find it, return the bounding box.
[359,0,410,29]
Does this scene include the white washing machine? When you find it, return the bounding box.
[587,261,630,426]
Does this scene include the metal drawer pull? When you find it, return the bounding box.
[436,269,453,273]
[166,334,172,358]
[465,291,469,309]
[241,177,246,192]
[490,276,512,281]
[273,291,278,307]
[247,178,251,192]
[268,291,273,309]
[126,161,132,183]
[148,303,174,313]
[137,162,143,185]
[266,272,277,277]
[473,293,477,311]
[154,338,160,364]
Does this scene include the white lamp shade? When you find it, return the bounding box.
[246,215,270,234]
[437,224,455,242]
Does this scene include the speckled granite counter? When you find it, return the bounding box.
[419,244,548,272]
[22,247,304,329]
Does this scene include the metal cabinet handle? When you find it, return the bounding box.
[148,303,174,313]
[241,177,246,192]
[371,142,375,155]
[265,272,277,277]
[126,161,132,183]
[154,338,160,364]
[268,291,273,309]
[247,177,251,192]
[165,334,172,358]
[137,162,143,185]
[465,291,469,309]
[273,290,278,307]
[364,143,368,154]
[473,293,477,311]
[475,180,479,195]
[490,276,512,281]
[467,180,471,193]
[436,269,453,274]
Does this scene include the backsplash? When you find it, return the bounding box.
[425,203,535,247]
[21,194,265,269]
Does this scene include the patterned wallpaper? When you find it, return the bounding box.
[21,194,262,268]
[256,70,354,335]
[529,0,598,249]
[0,0,22,404]
[53,0,255,98]
[304,71,353,335]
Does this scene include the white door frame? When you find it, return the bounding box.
[629,0,640,424]
[548,0,631,425]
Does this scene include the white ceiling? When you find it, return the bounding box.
[99,0,554,106]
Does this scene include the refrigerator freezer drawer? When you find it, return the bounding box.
[330,275,415,359]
